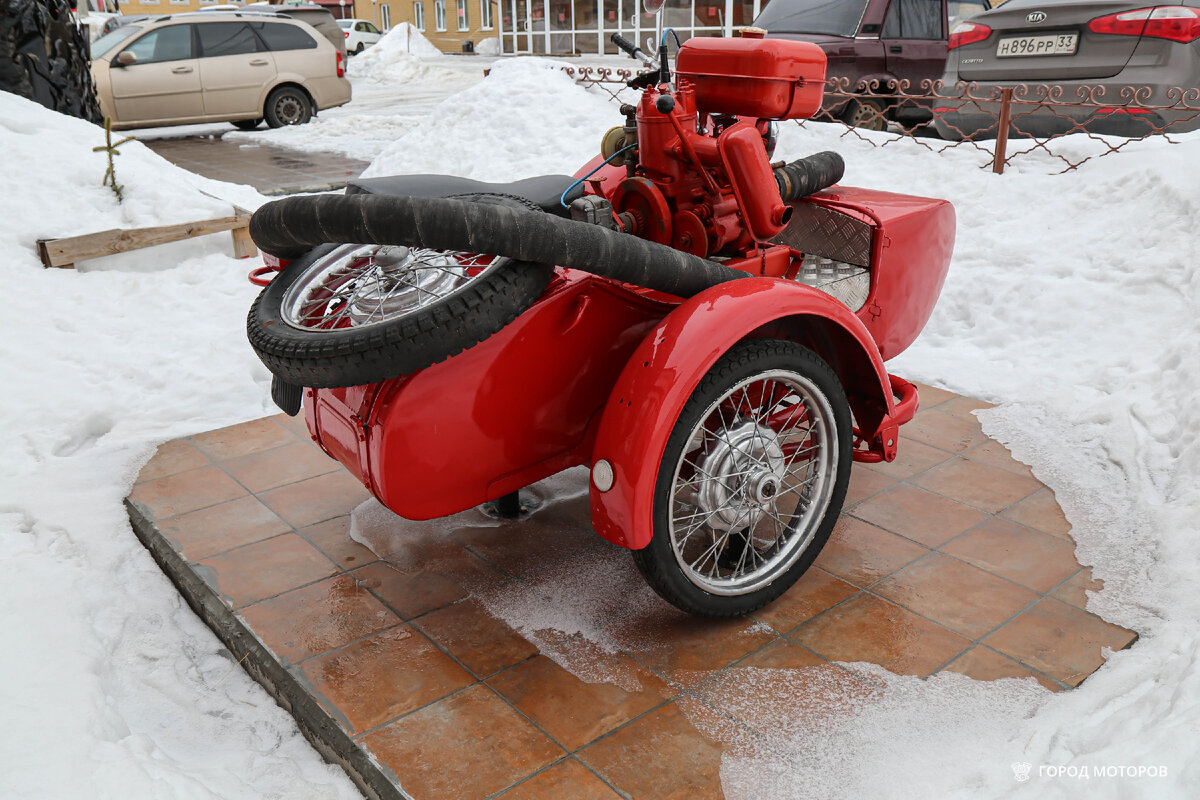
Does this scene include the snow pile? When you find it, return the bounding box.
[364,57,620,181]
[357,21,442,62]
[475,36,500,56]
[0,92,359,799]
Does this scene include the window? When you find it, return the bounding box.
[381,5,392,29]
[168,0,188,6]
[947,0,989,30]
[456,0,469,30]
[197,22,261,57]
[249,21,317,51]
[366,22,381,33]
[139,0,160,6]
[413,2,424,30]
[882,0,943,40]
[479,0,492,29]
[435,0,447,31]
[123,25,193,63]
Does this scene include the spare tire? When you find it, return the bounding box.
[246,194,554,389]
[0,0,102,123]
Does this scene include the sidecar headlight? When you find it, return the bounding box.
[592,459,614,492]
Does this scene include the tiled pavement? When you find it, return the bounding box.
[126,384,1136,800]
[144,135,368,195]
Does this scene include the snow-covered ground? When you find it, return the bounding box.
[2,33,1199,799]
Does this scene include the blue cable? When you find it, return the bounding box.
[662,28,681,48]
[559,144,637,208]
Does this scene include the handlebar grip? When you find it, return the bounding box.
[774,151,846,202]
[610,32,641,58]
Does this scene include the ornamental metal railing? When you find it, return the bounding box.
[565,67,1200,174]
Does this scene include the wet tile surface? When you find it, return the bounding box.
[126,395,1137,799]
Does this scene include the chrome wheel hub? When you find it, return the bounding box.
[695,419,787,548]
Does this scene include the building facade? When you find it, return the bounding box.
[110,0,767,54]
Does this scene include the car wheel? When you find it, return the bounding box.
[842,97,888,132]
[631,339,852,617]
[232,118,263,131]
[264,86,313,128]
[354,42,365,54]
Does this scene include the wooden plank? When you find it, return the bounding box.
[37,213,252,269]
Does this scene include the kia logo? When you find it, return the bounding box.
[1026,11,1047,22]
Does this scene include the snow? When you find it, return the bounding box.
[4,43,1200,799]
[0,92,360,798]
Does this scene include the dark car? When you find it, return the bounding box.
[755,0,992,129]
[933,0,1200,139]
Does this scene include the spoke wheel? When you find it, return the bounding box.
[633,339,851,617]
[247,195,553,389]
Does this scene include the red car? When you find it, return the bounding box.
[756,0,993,128]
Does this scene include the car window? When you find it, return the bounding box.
[752,0,870,38]
[249,21,318,51]
[366,22,381,33]
[196,22,262,57]
[882,0,943,39]
[337,20,353,28]
[123,25,194,64]
[92,24,143,57]
[947,0,989,29]
[355,22,368,32]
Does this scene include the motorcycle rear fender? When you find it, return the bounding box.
[589,277,899,551]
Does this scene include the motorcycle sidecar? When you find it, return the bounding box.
[291,181,953,616]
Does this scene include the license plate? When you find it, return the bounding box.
[996,34,1078,57]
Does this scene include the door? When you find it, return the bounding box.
[196,21,276,118]
[108,24,203,125]
[881,0,947,90]
[512,0,532,52]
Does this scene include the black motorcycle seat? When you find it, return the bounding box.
[345,173,584,217]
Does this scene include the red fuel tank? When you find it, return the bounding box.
[675,36,827,120]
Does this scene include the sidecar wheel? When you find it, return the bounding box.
[632,339,852,618]
[247,194,553,388]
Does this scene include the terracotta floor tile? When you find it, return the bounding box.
[361,684,563,800]
[910,381,957,408]
[579,703,724,800]
[299,515,378,571]
[136,439,210,483]
[240,574,399,663]
[872,553,1039,639]
[382,538,506,596]
[271,411,312,439]
[789,592,970,677]
[860,437,955,481]
[843,467,898,508]
[1000,488,1074,539]
[197,533,338,608]
[1050,568,1104,611]
[452,520,597,575]
[943,645,1062,691]
[299,625,473,734]
[937,395,995,420]
[353,561,472,620]
[733,638,825,670]
[813,516,928,588]
[129,466,248,520]
[849,484,988,548]
[612,610,775,688]
[962,439,1036,479]
[496,759,623,800]
[911,457,1041,515]
[900,407,989,453]
[221,441,340,494]
[414,598,538,678]
[940,517,1079,593]
[750,567,858,632]
[488,655,672,751]
[158,495,293,561]
[259,470,372,529]
[190,417,297,461]
[983,598,1137,686]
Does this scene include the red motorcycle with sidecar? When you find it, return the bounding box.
[244,26,954,617]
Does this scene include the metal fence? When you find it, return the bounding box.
[565,67,1200,174]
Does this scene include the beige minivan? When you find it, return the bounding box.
[90,12,351,130]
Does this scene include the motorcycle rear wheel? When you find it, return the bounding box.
[633,338,852,617]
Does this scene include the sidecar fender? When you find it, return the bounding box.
[589,277,899,551]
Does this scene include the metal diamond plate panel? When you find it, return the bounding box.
[794,255,870,311]
[772,204,874,268]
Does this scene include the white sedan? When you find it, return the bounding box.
[337,18,382,55]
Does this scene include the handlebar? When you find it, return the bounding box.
[610,32,659,70]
